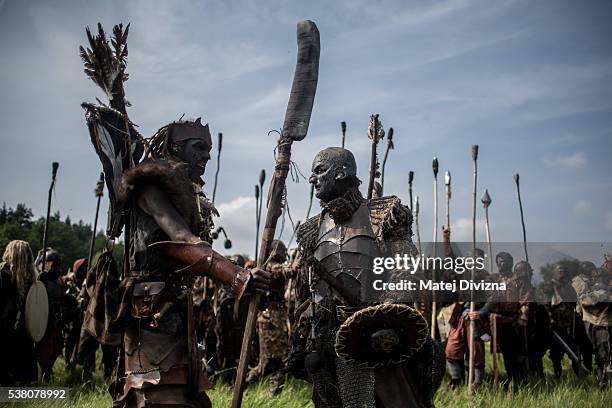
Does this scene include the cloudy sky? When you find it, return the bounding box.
[1,0,611,258]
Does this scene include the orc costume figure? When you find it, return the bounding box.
[293,147,443,408]
[80,24,270,407]
[574,261,612,385]
[487,256,534,380]
[247,240,292,394]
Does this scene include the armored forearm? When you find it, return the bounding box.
[150,241,251,298]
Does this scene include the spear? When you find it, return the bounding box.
[481,189,493,278]
[366,114,384,199]
[341,121,347,148]
[431,157,439,339]
[414,196,422,254]
[513,174,531,372]
[305,182,315,220]
[408,171,414,214]
[41,162,59,272]
[380,127,394,194]
[468,145,479,392]
[232,21,320,408]
[445,171,451,232]
[514,174,529,263]
[87,173,105,267]
[211,132,223,205]
[481,188,497,384]
[254,184,261,263]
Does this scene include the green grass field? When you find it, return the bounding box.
[7,349,611,408]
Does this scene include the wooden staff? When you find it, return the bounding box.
[41,162,59,272]
[481,188,497,384]
[232,20,320,408]
[380,127,394,194]
[211,132,223,205]
[341,121,347,148]
[366,114,383,199]
[431,157,439,339]
[468,145,479,392]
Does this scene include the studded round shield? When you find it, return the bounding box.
[25,280,48,342]
[335,303,429,369]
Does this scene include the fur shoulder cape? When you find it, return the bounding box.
[119,159,209,233]
[296,195,412,255]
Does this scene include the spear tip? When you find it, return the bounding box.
[408,171,414,184]
[472,145,479,161]
[432,157,439,176]
[481,188,492,206]
[445,170,451,186]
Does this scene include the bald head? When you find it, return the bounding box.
[309,147,360,202]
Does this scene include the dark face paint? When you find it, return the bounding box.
[177,136,212,181]
[309,156,339,202]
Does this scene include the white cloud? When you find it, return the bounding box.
[449,217,486,242]
[574,200,591,215]
[215,196,257,257]
[543,151,587,169]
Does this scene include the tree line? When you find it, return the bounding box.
[0,202,123,270]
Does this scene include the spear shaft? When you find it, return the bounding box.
[468,145,479,393]
[482,188,495,384]
[41,162,59,272]
[87,173,105,267]
[415,196,422,254]
[514,174,529,262]
[211,132,223,205]
[367,114,381,200]
[431,158,438,339]
[380,127,394,194]
[305,182,314,220]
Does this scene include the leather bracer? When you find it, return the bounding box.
[150,241,251,298]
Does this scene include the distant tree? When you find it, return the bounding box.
[0,202,124,274]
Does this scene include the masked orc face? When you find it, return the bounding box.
[309,147,359,203]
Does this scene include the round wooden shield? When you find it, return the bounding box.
[25,280,48,342]
[335,303,429,369]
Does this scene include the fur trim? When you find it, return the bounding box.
[297,196,412,255]
[119,159,201,232]
[296,214,320,256]
[368,195,412,242]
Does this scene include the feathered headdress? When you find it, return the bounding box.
[80,23,143,239]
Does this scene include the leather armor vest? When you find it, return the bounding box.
[313,202,382,304]
[129,183,212,279]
